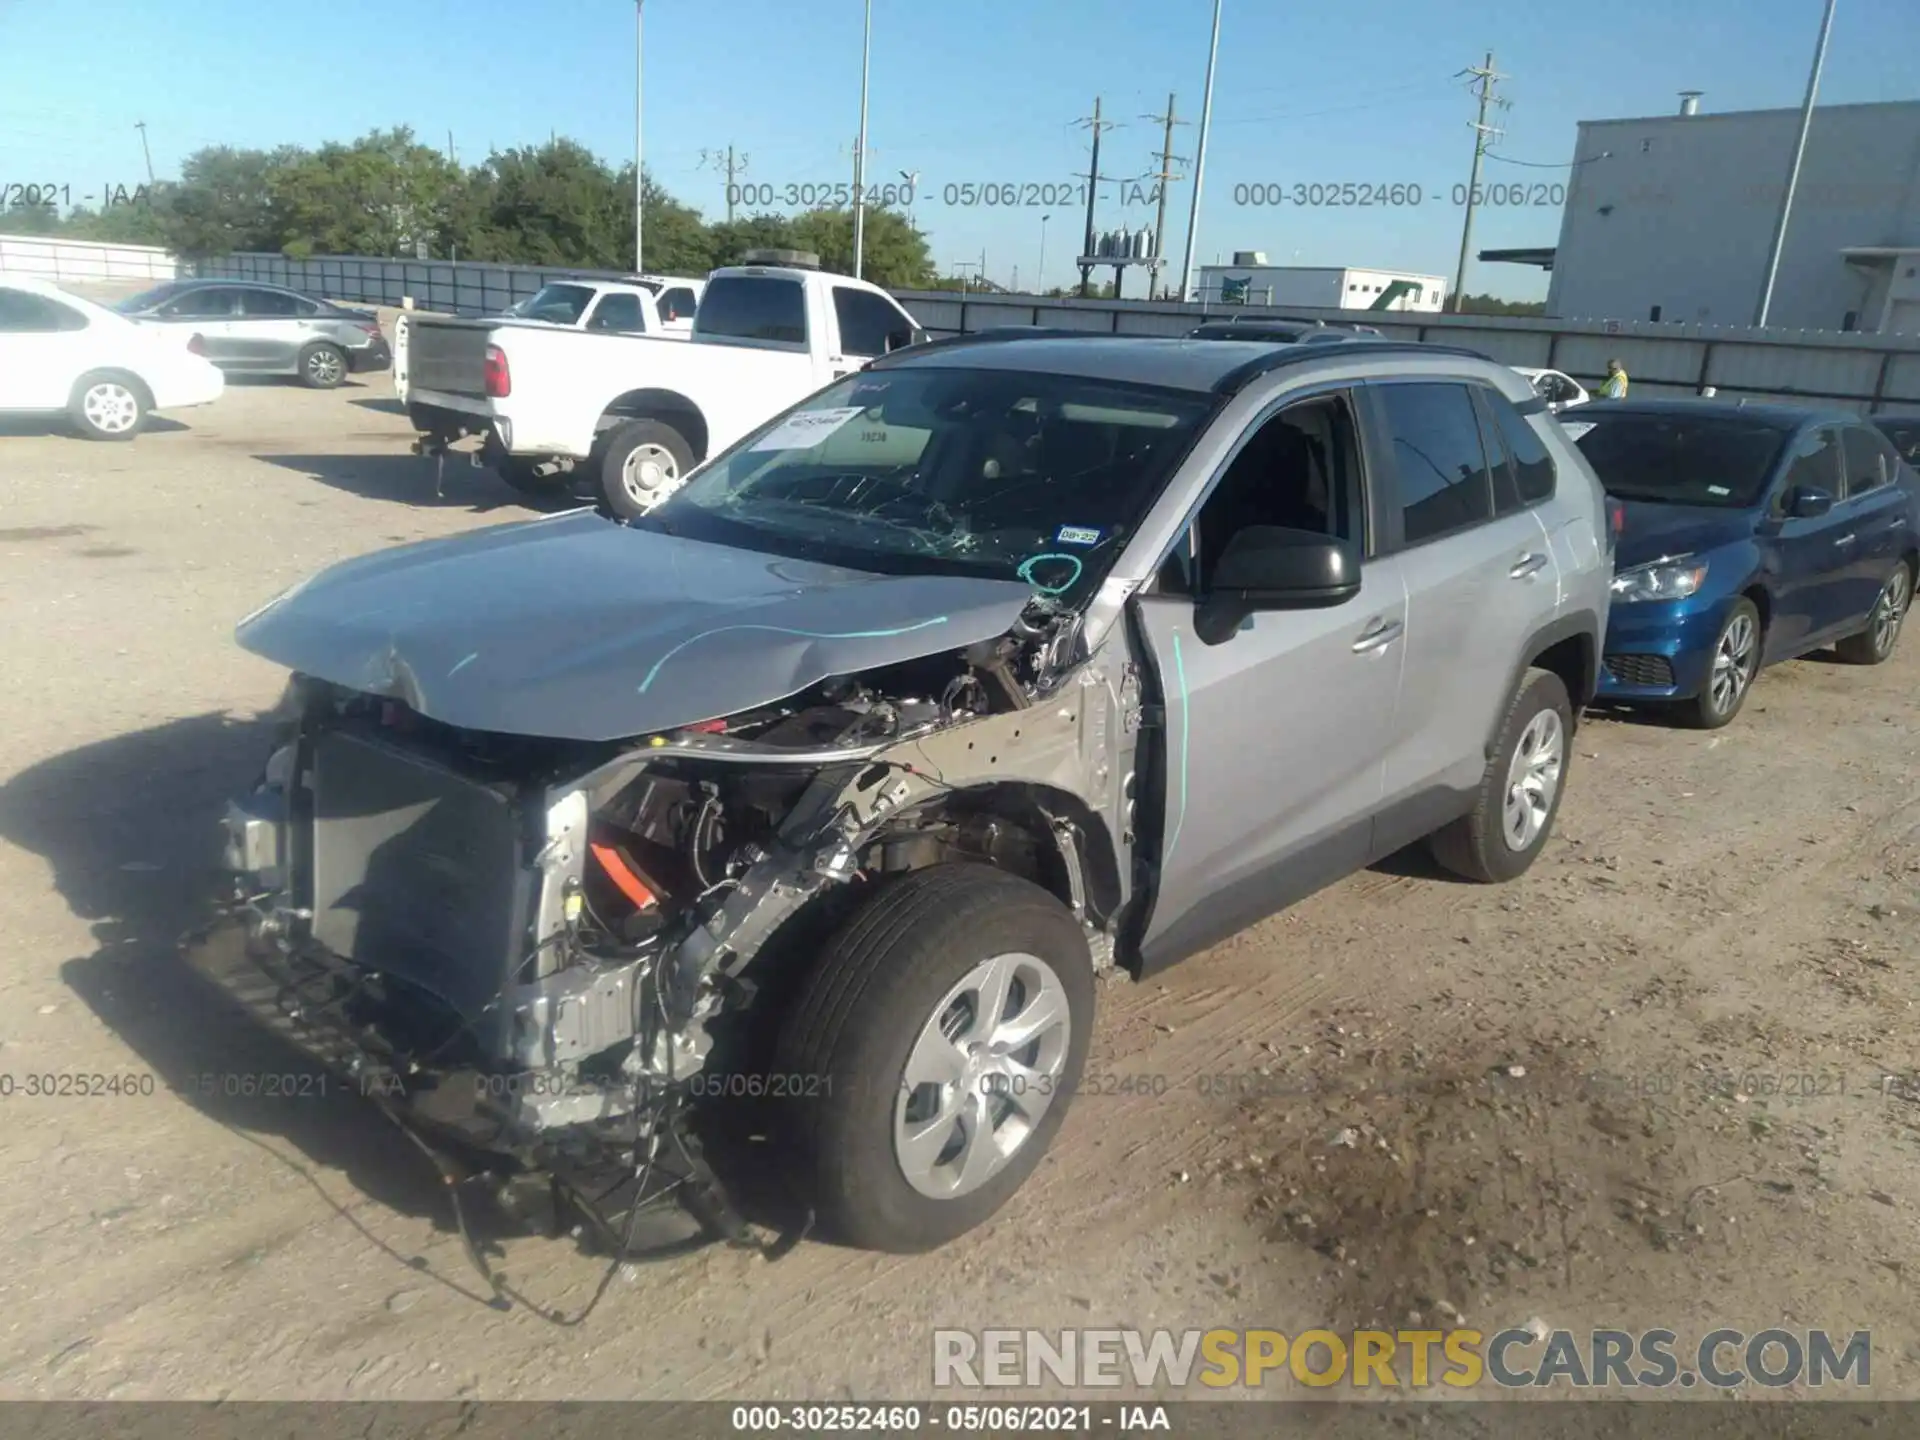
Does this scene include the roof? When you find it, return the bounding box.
[1479,246,1556,271]
[1579,397,1853,428]
[871,331,1498,396]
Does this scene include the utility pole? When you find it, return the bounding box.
[1756,0,1838,328]
[1450,51,1508,313]
[701,147,749,222]
[1074,97,1116,298]
[1038,213,1050,293]
[1142,93,1188,298]
[1177,0,1222,303]
[447,130,456,165]
[633,0,645,275]
[134,121,154,185]
[852,0,873,278]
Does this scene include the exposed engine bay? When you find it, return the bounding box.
[187,593,1142,1280]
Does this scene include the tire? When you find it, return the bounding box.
[1834,560,1913,665]
[497,456,575,496]
[1430,666,1573,883]
[1682,597,1762,729]
[599,419,693,519]
[774,864,1094,1253]
[297,342,347,389]
[68,371,148,441]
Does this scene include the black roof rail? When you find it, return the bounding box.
[869,326,1157,363]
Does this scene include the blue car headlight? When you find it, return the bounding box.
[1611,556,1709,603]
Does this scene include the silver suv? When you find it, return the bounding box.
[187,333,1611,1264]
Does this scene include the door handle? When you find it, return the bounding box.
[1834,532,1857,547]
[1509,552,1550,579]
[1351,616,1404,654]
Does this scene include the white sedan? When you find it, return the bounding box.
[1513,366,1589,411]
[0,276,225,440]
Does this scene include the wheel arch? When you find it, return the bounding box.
[1494,608,1600,753]
[600,389,709,461]
[71,367,155,410]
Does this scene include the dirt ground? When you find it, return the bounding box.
[0,352,1916,1406]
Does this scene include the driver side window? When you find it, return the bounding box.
[1157,395,1360,595]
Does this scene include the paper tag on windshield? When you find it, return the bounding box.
[1559,420,1596,441]
[751,406,865,451]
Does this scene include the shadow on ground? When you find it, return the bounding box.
[0,712,560,1299]
[349,397,408,416]
[257,452,591,516]
[0,415,190,439]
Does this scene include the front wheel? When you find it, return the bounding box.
[774,865,1094,1252]
[69,372,147,441]
[1431,667,1572,883]
[1683,598,1762,729]
[1835,562,1912,665]
[598,419,693,519]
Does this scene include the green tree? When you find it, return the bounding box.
[149,146,303,257]
[268,128,462,258]
[1455,291,1545,316]
[626,167,717,277]
[0,197,62,235]
[787,206,933,289]
[452,140,628,267]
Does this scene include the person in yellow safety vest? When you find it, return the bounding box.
[1598,358,1629,398]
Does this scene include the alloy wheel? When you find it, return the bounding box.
[1709,611,1758,716]
[1871,566,1911,657]
[306,348,344,385]
[1501,708,1564,852]
[894,951,1072,1200]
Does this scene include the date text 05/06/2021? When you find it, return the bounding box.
[1,182,152,209]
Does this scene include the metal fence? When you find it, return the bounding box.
[180,250,1920,416]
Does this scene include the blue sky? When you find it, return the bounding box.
[2,0,1916,299]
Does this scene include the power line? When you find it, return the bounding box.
[1073,97,1123,298]
[698,146,749,222]
[1449,51,1510,312]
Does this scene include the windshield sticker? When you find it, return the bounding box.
[751,406,866,451]
[1559,420,1597,441]
[1055,524,1103,547]
[1017,553,1083,596]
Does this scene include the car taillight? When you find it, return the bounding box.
[1608,499,1625,551]
[359,321,382,338]
[483,344,510,398]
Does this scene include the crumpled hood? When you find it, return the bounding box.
[237,509,1037,741]
[1614,499,1753,571]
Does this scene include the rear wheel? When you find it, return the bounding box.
[598,419,693,519]
[1431,667,1572,883]
[1683,598,1761,728]
[1835,561,1912,665]
[297,342,347,389]
[774,865,1094,1252]
[68,372,147,441]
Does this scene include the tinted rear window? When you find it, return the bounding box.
[1571,414,1788,508]
[695,275,807,345]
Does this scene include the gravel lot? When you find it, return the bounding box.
[1,362,1918,1404]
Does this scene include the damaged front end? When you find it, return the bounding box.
[184,594,1139,1259]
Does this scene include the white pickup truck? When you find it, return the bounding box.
[395,252,924,516]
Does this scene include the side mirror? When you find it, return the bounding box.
[1195,526,1361,644]
[1788,484,1835,518]
[885,326,927,353]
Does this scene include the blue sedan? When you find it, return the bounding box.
[1566,400,1920,728]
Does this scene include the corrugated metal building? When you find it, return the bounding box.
[1546,97,1920,334]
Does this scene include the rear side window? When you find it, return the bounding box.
[1842,426,1895,495]
[1376,382,1497,546]
[586,292,650,333]
[159,287,240,319]
[238,288,305,317]
[1477,388,1557,511]
[0,289,88,332]
[696,275,807,345]
[657,286,698,321]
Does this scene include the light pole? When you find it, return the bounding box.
[645,2,652,276]
[1038,214,1050,294]
[900,169,919,228]
[1177,0,1222,303]
[852,0,873,278]
[1755,0,1838,328]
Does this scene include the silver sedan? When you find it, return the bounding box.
[115,280,392,389]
